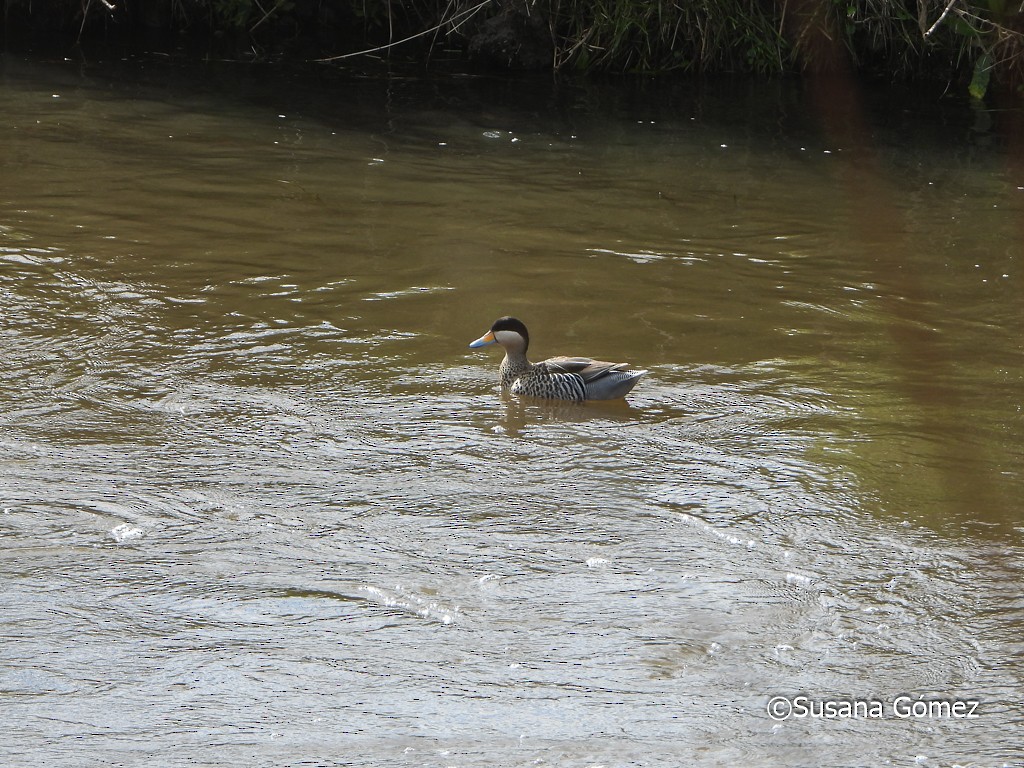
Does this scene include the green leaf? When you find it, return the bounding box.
[969,52,993,100]
[951,17,981,38]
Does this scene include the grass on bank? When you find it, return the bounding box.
[11,0,1024,97]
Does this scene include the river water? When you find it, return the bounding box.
[1,54,1021,767]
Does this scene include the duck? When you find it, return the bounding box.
[469,316,647,401]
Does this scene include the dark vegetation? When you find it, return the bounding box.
[3,0,1024,97]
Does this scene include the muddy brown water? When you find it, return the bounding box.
[1,55,1022,767]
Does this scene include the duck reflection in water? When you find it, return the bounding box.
[492,389,640,438]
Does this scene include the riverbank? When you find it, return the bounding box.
[3,0,1023,100]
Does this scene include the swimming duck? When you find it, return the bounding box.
[469,316,647,401]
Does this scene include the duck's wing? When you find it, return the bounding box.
[541,356,647,399]
[542,356,641,383]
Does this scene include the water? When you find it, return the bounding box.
[1,55,1022,767]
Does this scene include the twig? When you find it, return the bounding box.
[445,1,483,35]
[428,0,459,60]
[924,0,960,39]
[553,26,594,70]
[315,0,492,63]
[250,0,285,33]
[79,0,116,40]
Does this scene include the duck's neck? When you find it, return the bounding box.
[499,348,531,389]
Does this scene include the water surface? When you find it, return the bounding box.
[1,56,1022,767]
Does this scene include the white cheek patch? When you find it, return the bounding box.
[493,329,524,346]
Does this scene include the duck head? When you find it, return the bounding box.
[469,316,530,353]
